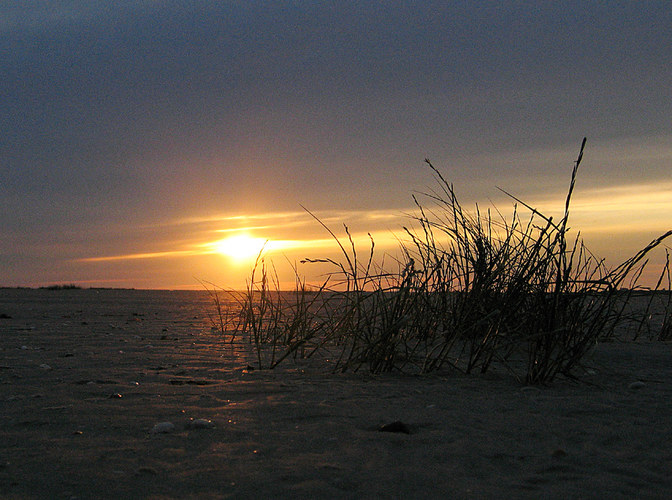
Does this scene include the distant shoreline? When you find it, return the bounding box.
[0,285,137,291]
[1,286,670,295]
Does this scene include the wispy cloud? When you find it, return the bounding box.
[171,210,308,226]
[76,177,672,266]
[76,227,403,264]
[77,249,206,263]
[524,181,672,233]
[172,208,407,228]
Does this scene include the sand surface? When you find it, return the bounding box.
[1,288,672,499]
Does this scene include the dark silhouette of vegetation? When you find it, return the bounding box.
[206,139,672,384]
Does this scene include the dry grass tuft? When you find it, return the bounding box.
[206,139,672,383]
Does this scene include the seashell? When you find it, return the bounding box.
[151,422,175,434]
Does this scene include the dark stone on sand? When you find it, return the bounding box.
[169,379,215,386]
[378,421,411,434]
[74,379,119,385]
[150,422,175,434]
[0,313,12,319]
[136,466,158,475]
[185,418,215,429]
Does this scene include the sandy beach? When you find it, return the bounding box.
[1,288,671,499]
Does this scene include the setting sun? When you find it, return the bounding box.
[213,235,267,261]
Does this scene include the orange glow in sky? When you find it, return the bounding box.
[62,167,672,291]
[3,4,670,290]
[209,235,268,263]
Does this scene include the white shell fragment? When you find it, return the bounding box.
[151,422,175,434]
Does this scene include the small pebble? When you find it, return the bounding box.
[39,364,52,370]
[151,422,175,434]
[628,381,646,391]
[185,418,215,430]
[136,466,158,475]
[378,421,411,434]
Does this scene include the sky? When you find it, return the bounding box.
[2,1,671,289]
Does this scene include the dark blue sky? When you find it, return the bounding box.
[2,1,671,288]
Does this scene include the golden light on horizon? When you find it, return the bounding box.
[211,234,268,262]
[72,186,672,290]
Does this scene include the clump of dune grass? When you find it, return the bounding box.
[202,250,335,370]
[659,259,672,341]
[209,138,672,383]
[630,250,672,341]
[399,139,671,382]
